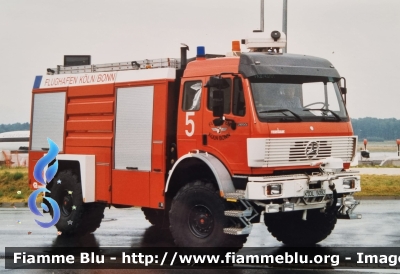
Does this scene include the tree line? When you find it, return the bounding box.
[0,118,399,141]
[351,118,400,142]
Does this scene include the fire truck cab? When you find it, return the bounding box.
[29,31,360,248]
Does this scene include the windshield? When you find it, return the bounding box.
[249,75,348,122]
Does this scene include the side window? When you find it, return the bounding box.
[232,77,246,116]
[207,78,231,114]
[182,81,202,111]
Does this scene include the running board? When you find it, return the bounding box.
[337,196,362,220]
[224,190,246,201]
[337,213,362,219]
[225,208,253,218]
[223,225,252,235]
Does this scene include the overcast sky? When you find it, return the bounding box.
[0,0,399,124]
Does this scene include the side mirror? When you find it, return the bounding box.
[340,77,347,105]
[212,89,224,118]
[206,76,230,89]
[213,118,224,126]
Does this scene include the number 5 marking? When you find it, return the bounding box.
[185,112,195,137]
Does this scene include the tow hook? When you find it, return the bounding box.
[327,182,337,214]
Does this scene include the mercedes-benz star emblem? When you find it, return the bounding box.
[305,141,319,159]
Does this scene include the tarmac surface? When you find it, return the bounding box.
[1,199,400,273]
[1,168,400,272]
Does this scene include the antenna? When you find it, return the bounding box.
[253,0,264,32]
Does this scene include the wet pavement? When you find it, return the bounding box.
[0,200,400,273]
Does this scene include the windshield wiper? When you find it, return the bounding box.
[259,109,302,121]
[303,108,342,121]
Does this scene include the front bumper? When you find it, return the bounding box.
[243,170,361,215]
[244,170,360,200]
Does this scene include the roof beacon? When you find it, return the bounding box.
[196,46,206,60]
[227,41,242,57]
[241,30,286,53]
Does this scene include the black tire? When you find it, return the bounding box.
[49,170,106,236]
[169,180,248,248]
[141,208,166,228]
[264,209,337,246]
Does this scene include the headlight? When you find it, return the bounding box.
[266,184,282,196]
[343,178,356,189]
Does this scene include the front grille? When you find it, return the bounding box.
[264,136,356,167]
[289,140,331,161]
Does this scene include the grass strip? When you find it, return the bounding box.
[0,168,399,203]
[356,174,400,197]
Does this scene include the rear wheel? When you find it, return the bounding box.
[49,170,105,236]
[141,208,166,228]
[264,209,337,245]
[169,180,248,248]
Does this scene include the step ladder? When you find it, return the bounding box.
[223,190,258,235]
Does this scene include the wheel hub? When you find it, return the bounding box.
[188,205,214,238]
[61,192,73,217]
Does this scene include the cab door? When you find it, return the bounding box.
[177,79,205,156]
[201,76,251,173]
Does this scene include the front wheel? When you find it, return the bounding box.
[169,180,248,248]
[264,209,337,246]
[49,170,105,236]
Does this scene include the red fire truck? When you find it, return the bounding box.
[29,31,361,248]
